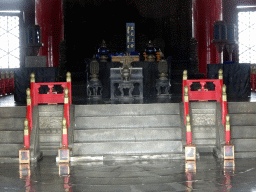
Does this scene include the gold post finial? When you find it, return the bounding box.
[184,85,189,102]
[222,84,227,101]
[225,115,230,132]
[64,87,69,104]
[66,72,71,82]
[62,117,67,134]
[30,73,35,83]
[186,114,191,132]
[183,70,187,80]
[26,88,31,105]
[218,69,223,79]
[24,119,29,136]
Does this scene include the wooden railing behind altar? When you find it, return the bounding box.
[0,71,14,96]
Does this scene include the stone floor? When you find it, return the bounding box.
[2,91,256,107]
[1,155,256,192]
[1,94,256,191]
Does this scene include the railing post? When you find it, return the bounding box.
[62,117,68,147]
[24,119,30,149]
[186,115,192,145]
[58,117,70,163]
[19,119,30,164]
[26,88,32,135]
[225,115,231,144]
[64,87,70,128]
[222,84,227,125]
[30,73,36,105]
[218,68,223,87]
[185,114,196,161]
[224,114,235,160]
[66,72,72,105]
[184,85,189,125]
[182,70,188,102]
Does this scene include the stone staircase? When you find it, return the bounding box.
[0,106,27,162]
[229,102,256,158]
[71,103,184,161]
[38,105,63,156]
[190,102,219,153]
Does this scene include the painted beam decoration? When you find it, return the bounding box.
[126,23,135,53]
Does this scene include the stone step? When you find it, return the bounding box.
[75,115,180,129]
[39,116,63,129]
[230,114,256,126]
[0,131,23,143]
[39,105,64,117]
[192,127,216,139]
[0,106,26,118]
[0,118,25,131]
[0,144,23,157]
[74,127,182,143]
[232,139,256,152]
[228,102,256,114]
[196,145,215,153]
[231,126,256,139]
[39,134,61,143]
[72,141,183,156]
[190,102,216,109]
[75,103,180,117]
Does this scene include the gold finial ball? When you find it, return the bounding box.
[24,119,29,127]
[64,87,69,95]
[219,69,223,74]
[184,85,189,93]
[66,72,71,82]
[62,117,67,126]
[31,73,35,78]
[222,84,226,93]
[226,115,230,122]
[26,88,31,96]
[183,70,187,75]
[186,115,190,123]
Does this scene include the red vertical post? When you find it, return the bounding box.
[30,73,36,106]
[26,88,33,135]
[192,0,223,75]
[62,118,68,147]
[182,70,187,102]
[64,87,70,128]
[186,115,192,145]
[66,72,72,105]
[184,85,189,125]
[24,119,30,149]
[35,0,64,67]
[225,115,231,144]
[222,84,227,125]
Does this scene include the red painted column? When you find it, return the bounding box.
[192,0,223,75]
[35,0,64,67]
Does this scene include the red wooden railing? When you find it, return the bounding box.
[24,72,72,149]
[0,71,14,96]
[182,69,229,145]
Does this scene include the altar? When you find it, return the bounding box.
[98,61,167,100]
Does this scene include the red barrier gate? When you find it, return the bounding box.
[182,69,228,145]
[25,72,72,150]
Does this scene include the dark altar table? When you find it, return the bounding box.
[99,61,160,99]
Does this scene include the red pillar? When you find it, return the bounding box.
[35,0,64,67]
[192,0,223,75]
